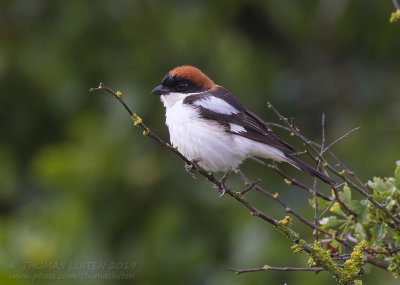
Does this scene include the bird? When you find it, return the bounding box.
[151,65,335,191]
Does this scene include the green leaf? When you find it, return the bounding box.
[386,199,396,211]
[393,229,400,242]
[330,239,339,248]
[319,216,345,230]
[351,200,369,224]
[354,223,367,240]
[376,209,386,220]
[395,161,400,186]
[371,223,386,240]
[373,186,394,205]
[370,177,389,192]
[342,185,352,205]
[330,202,346,217]
[308,197,330,213]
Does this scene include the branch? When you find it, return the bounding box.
[266,102,400,229]
[270,120,366,192]
[226,265,325,275]
[321,126,361,155]
[89,84,193,166]
[90,84,373,283]
[326,150,369,193]
[393,0,400,10]
[312,113,327,241]
[237,170,354,251]
[90,83,279,225]
[250,157,333,202]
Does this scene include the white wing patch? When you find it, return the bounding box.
[194,96,240,115]
[230,123,246,133]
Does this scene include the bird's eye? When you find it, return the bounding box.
[177,82,188,91]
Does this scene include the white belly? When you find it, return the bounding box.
[165,102,247,172]
[162,97,286,172]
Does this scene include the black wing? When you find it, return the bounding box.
[183,87,296,152]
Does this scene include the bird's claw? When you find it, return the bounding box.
[185,159,201,179]
[212,183,226,197]
[214,171,230,197]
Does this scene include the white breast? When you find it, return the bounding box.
[161,95,247,172]
[160,94,286,172]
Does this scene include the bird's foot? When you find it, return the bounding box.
[185,158,201,179]
[213,171,230,197]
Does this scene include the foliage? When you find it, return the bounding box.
[312,162,400,279]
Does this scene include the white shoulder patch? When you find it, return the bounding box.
[230,123,246,133]
[194,96,240,115]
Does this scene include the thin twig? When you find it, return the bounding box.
[291,150,308,156]
[331,186,357,216]
[366,256,389,270]
[312,113,326,241]
[226,265,325,275]
[269,121,363,190]
[254,138,356,218]
[327,150,369,193]
[90,84,194,166]
[267,102,400,228]
[250,157,333,201]
[321,113,326,152]
[321,126,361,155]
[236,171,354,250]
[393,0,400,10]
[365,247,400,256]
[319,200,336,218]
[240,179,261,195]
[312,178,319,240]
[331,255,352,261]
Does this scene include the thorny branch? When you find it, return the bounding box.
[250,157,332,201]
[236,171,353,250]
[321,126,360,155]
[267,102,400,229]
[236,170,388,270]
[311,113,326,241]
[90,83,396,281]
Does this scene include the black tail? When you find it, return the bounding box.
[284,154,336,187]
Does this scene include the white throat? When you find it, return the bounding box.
[160,91,206,108]
[160,93,188,108]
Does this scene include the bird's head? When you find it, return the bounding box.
[151,66,216,96]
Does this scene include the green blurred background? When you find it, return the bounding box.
[1,0,399,284]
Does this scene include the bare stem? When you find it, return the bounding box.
[240,178,261,195]
[326,150,369,193]
[236,170,354,250]
[393,0,400,10]
[267,102,400,229]
[250,157,332,201]
[312,113,327,241]
[321,126,361,155]
[227,265,325,275]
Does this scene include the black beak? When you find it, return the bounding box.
[151,85,169,95]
